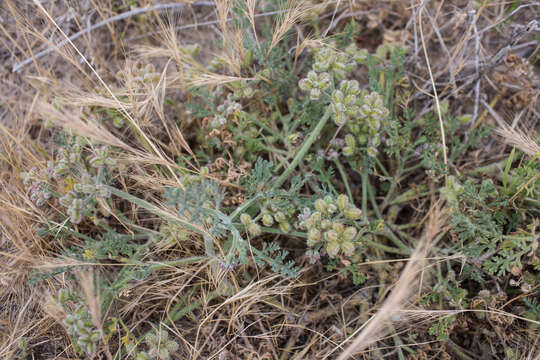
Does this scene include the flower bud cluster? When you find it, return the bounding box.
[262,198,298,233]
[209,94,242,129]
[89,146,117,169]
[344,43,369,65]
[240,197,298,238]
[342,91,390,158]
[58,290,100,356]
[73,173,111,198]
[230,80,255,100]
[330,80,361,126]
[135,329,180,360]
[117,61,160,85]
[54,143,83,178]
[298,71,330,101]
[240,213,262,237]
[304,194,362,258]
[311,45,358,80]
[178,43,200,57]
[21,167,53,206]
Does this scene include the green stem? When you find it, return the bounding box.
[363,237,410,255]
[361,156,369,223]
[373,156,390,178]
[230,194,262,221]
[375,230,410,253]
[367,183,383,220]
[334,159,353,200]
[382,161,403,210]
[270,106,333,192]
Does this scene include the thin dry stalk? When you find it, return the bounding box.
[335,206,444,359]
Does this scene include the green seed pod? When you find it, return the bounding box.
[310,211,322,224]
[320,219,331,230]
[343,226,357,242]
[341,241,355,256]
[159,330,169,342]
[136,352,150,360]
[314,199,327,213]
[324,229,338,243]
[343,146,355,156]
[240,213,252,226]
[248,223,262,237]
[344,207,362,220]
[367,146,378,158]
[309,88,321,101]
[243,86,255,98]
[64,314,75,325]
[89,331,100,342]
[274,212,286,223]
[166,340,179,352]
[327,240,340,257]
[262,213,274,227]
[279,221,292,233]
[332,221,344,234]
[345,134,356,147]
[158,347,170,360]
[307,70,318,82]
[337,194,349,212]
[307,228,322,245]
[327,203,337,214]
[298,78,312,91]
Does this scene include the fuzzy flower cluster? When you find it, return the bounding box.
[298,71,331,101]
[54,143,83,178]
[240,198,299,237]
[312,47,354,79]
[298,43,369,99]
[331,80,361,126]
[21,167,53,206]
[135,329,179,360]
[118,61,160,86]
[303,194,362,258]
[60,173,111,224]
[240,213,262,237]
[342,91,390,158]
[210,94,242,128]
[89,146,117,169]
[230,80,255,100]
[313,43,368,80]
[58,290,100,356]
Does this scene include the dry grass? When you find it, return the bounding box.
[1,0,539,359]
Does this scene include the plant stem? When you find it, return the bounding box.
[373,156,390,177]
[270,106,333,192]
[363,237,410,255]
[367,183,383,220]
[334,159,353,200]
[230,194,262,221]
[361,156,369,223]
[374,230,410,253]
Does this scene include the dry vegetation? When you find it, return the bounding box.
[0,0,539,359]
